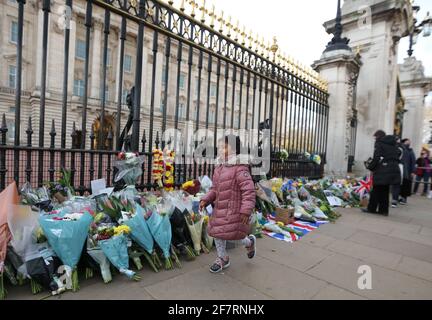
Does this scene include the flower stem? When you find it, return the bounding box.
[30,278,43,295]
[143,252,159,273]
[132,256,143,271]
[72,268,79,292]
[171,246,182,269]
[85,267,94,280]
[0,272,6,300]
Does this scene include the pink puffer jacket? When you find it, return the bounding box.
[201,163,256,241]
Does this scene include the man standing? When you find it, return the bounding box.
[399,139,416,204]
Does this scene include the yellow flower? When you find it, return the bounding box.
[114,225,131,236]
[203,215,209,224]
[277,221,285,228]
[182,181,195,189]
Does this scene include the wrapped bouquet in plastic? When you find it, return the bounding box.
[114,152,145,186]
[39,209,94,291]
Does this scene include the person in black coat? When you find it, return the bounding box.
[399,139,416,203]
[363,130,402,216]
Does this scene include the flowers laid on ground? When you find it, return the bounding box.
[2,167,375,300]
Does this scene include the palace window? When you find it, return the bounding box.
[73,79,85,97]
[178,103,185,119]
[124,55,132,73]
[209,109,215,123]
[76,40,86,60]
[8,65,16,88]
[179,74,186,90]
[210,84,217,97]
[10,21,18,44]
[122,89,129,104]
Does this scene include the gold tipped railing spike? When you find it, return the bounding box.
[168,0,174,6]
[210,5,215,28]
[218,11,224,33]
[270,36,279,62]
[130,0,137,9]
[180,0,185,11]
[190,0,197,18]
[200,0,206,23]
[226,16,232,37]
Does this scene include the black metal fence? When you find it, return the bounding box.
[0,0,329,193]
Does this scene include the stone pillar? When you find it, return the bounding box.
[90,21,102,99]
[399,57,432,154]
[323,0,413,174]
[313,50,361,177]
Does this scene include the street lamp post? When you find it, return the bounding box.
[407,6,432,57]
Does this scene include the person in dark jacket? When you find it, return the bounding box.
[399,139,416,203]
[390,137,404,208]
[414,148,431,196]
[363,130,402,216]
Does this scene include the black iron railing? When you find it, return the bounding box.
[0,0,329,193]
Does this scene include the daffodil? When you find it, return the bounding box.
[114,225,131,236]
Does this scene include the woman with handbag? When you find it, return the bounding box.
[363,130,402,216]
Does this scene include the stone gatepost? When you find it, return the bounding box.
[313,50,361,177]
[399,57,432,154]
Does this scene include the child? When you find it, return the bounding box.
[199,134,256,273]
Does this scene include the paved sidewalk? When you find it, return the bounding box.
[6,195,432,300]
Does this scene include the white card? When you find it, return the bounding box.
[206,205,213,215]
[91,179,107,195]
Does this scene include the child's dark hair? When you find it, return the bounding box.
[223,134,241,155]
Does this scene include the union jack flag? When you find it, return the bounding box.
[354,175,373,197]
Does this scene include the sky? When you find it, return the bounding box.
[210,0,432,101]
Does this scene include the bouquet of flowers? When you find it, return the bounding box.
[278,149,289,162]
[123,204,160,272]
[8,203,65,296]
[305,152,322,165]
[182,180,201,196]
[164,149,175,192]
[201,215,214,251]
[0,183,17,299]
[152,149,164,188]
[39,209,94,291]
[86,237,112,284]
[145,208,180,270]
[114,152,145,186]
[184,211,206,255]
[98,226,140,281]
[20,183,52,212]
[45,168,75,204]
[170,207,196,260]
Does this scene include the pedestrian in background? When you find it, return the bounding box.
[414,147,431,196]
[399,139,416,204]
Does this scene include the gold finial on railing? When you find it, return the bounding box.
[200,0,206,23]
[180,0,185,11]
[247,30,253,49]
[168,0,174,6]
[234,20,240,41]
[218,10,224,33]
[226,15,232,37]
[270,36,279,62]
[190,0,197,18]
[209,5,215,28]
[241,26,246,46]
[130,0,137,9]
